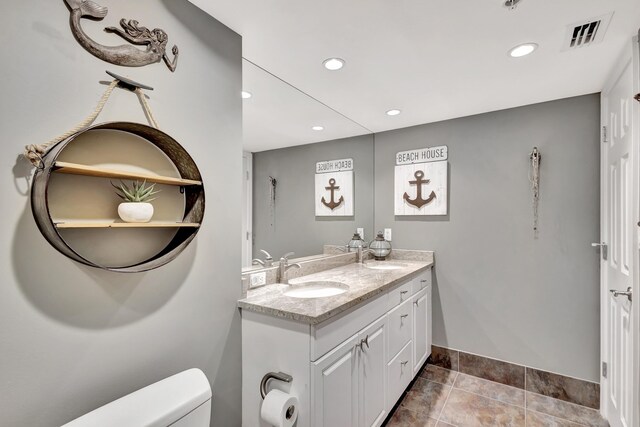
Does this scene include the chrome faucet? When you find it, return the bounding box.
[356,246,375,264]
[278,252,301,284]
[336,243,372,263]
[252,249,273,267]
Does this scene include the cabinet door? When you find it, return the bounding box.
[426,285,432,360]
[359,316,387,427]
[312,334,359,427]
[412,288,429,375]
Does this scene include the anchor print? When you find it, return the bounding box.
[321,178,344,210]
[403,170,436,208]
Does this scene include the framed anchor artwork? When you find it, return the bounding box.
[315,158,354,217]
[394,146,448,216]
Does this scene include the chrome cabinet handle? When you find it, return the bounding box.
[400,361,408,366]
[420,279,427,283]
[400,290,408,299]
[400,314,408,318]
[414,300,419,306]
[610,287,633,302]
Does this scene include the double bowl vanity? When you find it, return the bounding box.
[239,250,434,427]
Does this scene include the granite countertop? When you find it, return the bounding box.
[238,259,433,325]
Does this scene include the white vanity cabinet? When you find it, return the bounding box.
[412,287,432,376]
[312,315,387,427]
[241,267,432,427]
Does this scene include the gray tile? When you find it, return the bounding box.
[459,352,525,389]
[439,388,525,427]
[526,368,600,410]
[403,379,451,418]
[454,373,525,407]
[526,393,608,427]
[431,345,460,371]
[526,410,587,427]
[420,364,458,385]
[387,407,438,426]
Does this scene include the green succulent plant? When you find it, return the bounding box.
[111,180,160,203]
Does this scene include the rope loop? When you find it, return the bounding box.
[23,79,159,168]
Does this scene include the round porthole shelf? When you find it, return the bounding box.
[30,122,205,273]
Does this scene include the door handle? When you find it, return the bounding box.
[610,287,632,302]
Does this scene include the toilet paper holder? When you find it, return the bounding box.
[260,372,293,399]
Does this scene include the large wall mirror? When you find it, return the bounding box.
[242,59,373,268]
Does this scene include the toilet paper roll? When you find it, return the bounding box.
[260,389,299,427]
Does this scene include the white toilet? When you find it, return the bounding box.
[62,369,212,427]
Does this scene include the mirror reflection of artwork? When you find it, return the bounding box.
[315,171,354,216]
[395,161,447,215]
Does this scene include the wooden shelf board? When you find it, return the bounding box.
[54,221,200,229]
[52,161,202,186]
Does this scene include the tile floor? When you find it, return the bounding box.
[385,364,609,427]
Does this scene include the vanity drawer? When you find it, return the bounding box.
[387,340,413,407]
[387,280,413,311]
[411,268,432,295]
[387,297,413,360]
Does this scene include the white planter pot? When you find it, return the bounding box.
[118,202,154,223]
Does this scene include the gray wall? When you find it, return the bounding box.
[375,94,601,381]
[0,1,242,426]
[253,134,374,260]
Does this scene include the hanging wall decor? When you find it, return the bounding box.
[24,72,204,272]
[529,147,541,238]
[269,175,277,228]
[315,158,354,216]
[63,0,179,72]
[394,146,448,216]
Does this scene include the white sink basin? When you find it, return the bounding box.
[283,281,349,299]
[363,262,407,271]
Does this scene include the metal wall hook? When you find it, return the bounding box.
[106,70,154,92]
[260,371,293,399]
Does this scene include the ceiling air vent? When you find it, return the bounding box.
[563,12,613,51]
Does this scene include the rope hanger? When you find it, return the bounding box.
[23,73,159,169]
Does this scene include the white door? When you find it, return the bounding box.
[412,288,429,375]
[312,334,359,427]
[241,152,253,268]
[359,316,387,427]
[601,37,637,427]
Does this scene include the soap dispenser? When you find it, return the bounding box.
[369,231,392,260]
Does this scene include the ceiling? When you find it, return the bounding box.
[189,0,640,152]
[242,60,370,152]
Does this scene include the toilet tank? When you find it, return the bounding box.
[63,369,212,427]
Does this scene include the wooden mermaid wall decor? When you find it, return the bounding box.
[63,0,179,72]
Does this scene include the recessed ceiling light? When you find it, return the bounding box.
[312,126,324,131]
[386,109,401,116]
[323,58,345,71]
[241,91,252,99]
[509,43,538,58]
